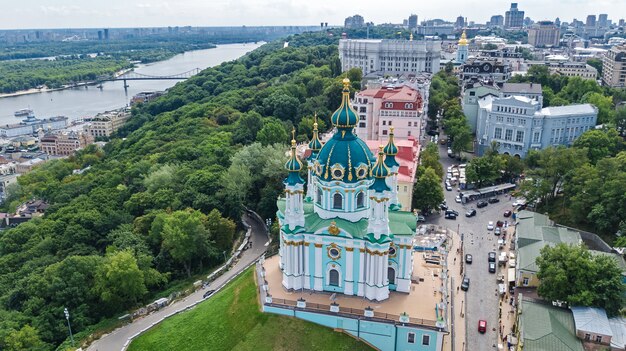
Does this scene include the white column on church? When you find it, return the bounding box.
[304,243,311,289]
[357,248,365,296]
[383,253,389,286]
[344,246,354,295]
[314,243,323,290]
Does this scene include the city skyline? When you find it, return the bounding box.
[1,0,626,30]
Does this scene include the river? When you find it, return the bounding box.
[0,42,264,125]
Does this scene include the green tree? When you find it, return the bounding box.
[94,250,147,311]
[583,92,615,125]
[420,143,443,179]
[465,154,503,187]
[232,111,263,145]
[412,167,444,214]
[573,128,623,164]
[451,128,472,156]
[586,58,602,77]
[615,107,626,136]
[256,119,288,146]
[536,243,624,316]
[205,208,236,254]
[4,325,44,351]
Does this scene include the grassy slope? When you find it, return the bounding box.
[128,268,372,351]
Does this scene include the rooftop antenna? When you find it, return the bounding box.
[367,23,370,39]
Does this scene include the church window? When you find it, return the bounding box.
[422,335,430,346]
[388,267,396,285]
[407,333,416,344]
[329,269,339,286]
[316,187,322,205]
[330,164,345,180]
[333,193,343,209]
[356,165,368,179]
[328,247,341,259]
[389,246,396,256]
[356,191,365,208]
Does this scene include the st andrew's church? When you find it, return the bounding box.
[278,78,417,302]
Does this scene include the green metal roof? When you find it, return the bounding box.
[330,78,359,128]
[314,130,376,184]
[520,300,584,351]
[277,198,416,241]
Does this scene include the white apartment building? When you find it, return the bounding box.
[352,85,423,141]
[83,109,131,138]
[338,39,441,75]
[527,61,597,79]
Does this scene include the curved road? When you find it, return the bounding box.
[87,212,269,351]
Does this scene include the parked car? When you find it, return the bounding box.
[495,227,501,235]
[465,254,473,264]
[488,197,500,204]
[455,195,462,203]
[489,262,496,273]
[445,212,457,220]
[203,289,216,299]
[427,129,438,136]
[440,202,448,211]
[461,276,470,291]
[446,209,459,216]
[477,200,488,208]
[417,215,426,222]
[487,221,494,230]
[496,220,504,227]
[445,182,452,191]
[488,252,496,262]
[503,210,512,217]
[478,320,487,333]
[465,209,476,217]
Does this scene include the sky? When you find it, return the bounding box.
[0,0,625,30]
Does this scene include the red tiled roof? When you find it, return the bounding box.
[356,86,423,111]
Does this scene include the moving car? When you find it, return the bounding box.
[446,209,459,216]
[461,276,470,291]
[203,289,216,299]
[445,212,457,220]
[478,320,487,333]
[487,221,494,230]
[488,197,500,204]
[488,252,496,262]
[465,209,476,217]
[476,200,488,208]
[455,195,462,203]
[503,210,512,217]
[489,262,496,273]
[465,254,473,264]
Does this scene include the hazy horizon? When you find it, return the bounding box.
[0,0,625,30]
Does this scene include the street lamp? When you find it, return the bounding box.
[63,307,74,347]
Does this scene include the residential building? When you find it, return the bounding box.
[527,61,598,79]
[460,58,511,85]
[0,115,68,138]
[454,16,465,30]
[476,96,597,157]
[83,108,131,137]
[352,85,423,141]
[408,14,418,30]
[504,3,524,29]
[598,14,608,28]
[527,21,560,47]
[366,137,419,211]
[516,298,584,351]
[571,307,613,346]
[602,45,626,88]
[338,38,441,75]
[344,14,364,28]
[39,131,94,156]
[461,82,500,133]
[489,15,504,27]
[16,158,46,173]
[586,15,597,28]
[415,19,455,36]
[130,91,164,105]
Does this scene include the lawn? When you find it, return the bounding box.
[127,267,373,351]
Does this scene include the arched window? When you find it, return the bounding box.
[388,267,396,285]
[329,269,339,286]
[356,191,365,208]
[333,193,343,209]
[316,187,323,205]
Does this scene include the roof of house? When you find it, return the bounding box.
[502,82,543,94]
[365,139,419,183]
[516,211,581,273]
[571,306,612,336]
[542,104,597,117]
[520,300,584,351]
[609,317,626,349]
[277,198,416,241]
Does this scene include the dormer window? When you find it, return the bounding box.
[384,102,393,108]
[405,103,414,109]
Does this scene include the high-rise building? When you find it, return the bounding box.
[97,30,103,40]
[527,21,560,47]
[620,19,625,27]
[103,28,109,40]
[344,14,365,28]
[338,38,441,75]
[408,14,418,30]
[505,3,524,28]
[586,15,596,28]
[554,17,561,28]
[598,14,608,28]
[489,15,504,27]
[455,15,465,29]
[602,45,626,88]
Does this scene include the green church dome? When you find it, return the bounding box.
[315,131,375,183]
[383,127,400,168]
[370,147,391,193]
[284,136,304,186]
[330,78,359,128]
[307,115,323,156]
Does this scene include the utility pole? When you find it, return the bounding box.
[63,307,74,347]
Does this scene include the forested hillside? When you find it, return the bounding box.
[0,31,354,350]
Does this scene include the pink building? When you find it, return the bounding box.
[352,85,423,141]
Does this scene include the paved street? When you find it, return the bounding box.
[422,139,516,351]
[87,212,269,351]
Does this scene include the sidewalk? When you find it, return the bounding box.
[442,228,466,351]
[497,225,517,350]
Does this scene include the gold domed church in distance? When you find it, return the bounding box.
[277,78,417,301]
[259,78,447,351]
